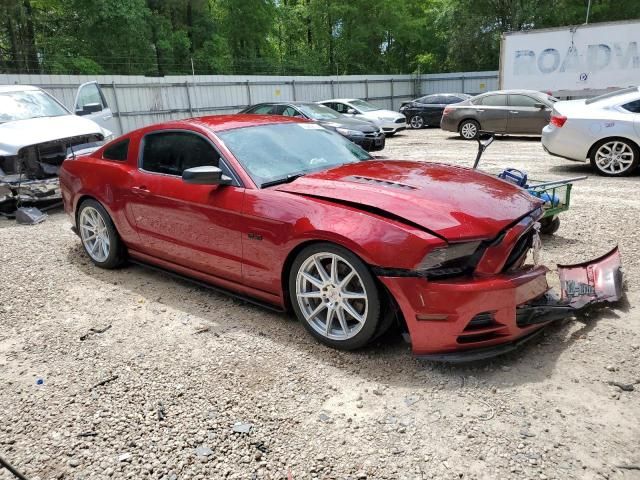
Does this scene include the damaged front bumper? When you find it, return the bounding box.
[0,177,62,215]
[0,143,102,215]
[380,247,623,362]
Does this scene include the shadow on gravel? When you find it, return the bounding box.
[549,163,640,177]
[64,242,625,390]
[445,134,541,142]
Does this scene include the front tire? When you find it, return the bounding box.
[77,199,126,269]
[590,138,639,177]
[409,115,424,129]
[289,243,381,350]
[459,119,480,140]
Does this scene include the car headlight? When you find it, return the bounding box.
[336,127,365,137]
[416,241,482,278]
[103,134,115,142]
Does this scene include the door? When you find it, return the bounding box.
[474,94,508,132]
[507,94,551,134]
[74,81,118,134]
[128,130,245,283]
[424,95,447,125]
[621,99,640,137]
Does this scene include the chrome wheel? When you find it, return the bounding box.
[410,115,424,129]
[79,206,110,263]
[460,121,478,139]
[595,141,635,175]
[295,252,368,341]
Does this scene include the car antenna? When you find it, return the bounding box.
[473,131,495,169]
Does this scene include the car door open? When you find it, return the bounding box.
[74,81,118,134]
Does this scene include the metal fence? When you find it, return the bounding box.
[0,71,498,135]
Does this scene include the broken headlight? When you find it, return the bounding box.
[416,241,482,278]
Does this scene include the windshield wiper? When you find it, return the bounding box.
[261,173,305,188]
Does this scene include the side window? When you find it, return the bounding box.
[141,132,221,176]
[622,100,640,113]
[334,103,349,113]
[509,95,540,107]
[75,82,106,115]
[444,96,462,104]
[103,139,129,161]
[420,95,438,104]
[250,105,275,114]
[479,95,506,106]
[282,106,300,117]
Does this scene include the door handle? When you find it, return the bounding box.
[132,186,150,196]
[476,109,485,112]
[510,111,519,114]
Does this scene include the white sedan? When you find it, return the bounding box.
[318,98,407,135]
[542,87,640,177]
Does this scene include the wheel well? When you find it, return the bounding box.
[74,195,97,228]
[457,118,480,131]
[280,240,326,312]
[587,136,640,161]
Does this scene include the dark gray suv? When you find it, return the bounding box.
[440,90,557,139]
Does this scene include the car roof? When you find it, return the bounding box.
[321,98,358,103]
[0,84,41,94]
[476,89,547,96]
[252,101,319,107]
[155,114,311,133]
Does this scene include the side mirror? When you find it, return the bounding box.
[77,103,103,116]
[534,102,546,109]
[346,108,357,115]
[182,166,232,185]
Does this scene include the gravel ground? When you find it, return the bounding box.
[1,128,639,480]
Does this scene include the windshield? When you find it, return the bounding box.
[218,123,371,187]
[585,87,639,105]
[297,103,342,120]
[0,90,69,123]
[349,99,380,112]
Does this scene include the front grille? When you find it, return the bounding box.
[364,132,382,138]
[394,118,406,124]
[457,311,507,344]
[503,229,534,272]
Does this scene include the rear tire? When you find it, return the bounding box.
[289,243,381,350]
[409,115,425,129]
[459,119,480,140]
[590,138,639,177]
[77,199,126,269]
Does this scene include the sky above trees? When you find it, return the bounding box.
[1,0,639,76]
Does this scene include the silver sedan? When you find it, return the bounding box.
[542,87,640,177]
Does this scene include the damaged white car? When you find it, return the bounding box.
[0,84,113,215]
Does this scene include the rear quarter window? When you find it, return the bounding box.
[103,139,129,161]
[622,100,640,113]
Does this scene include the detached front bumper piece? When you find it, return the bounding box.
[380,247,622,362]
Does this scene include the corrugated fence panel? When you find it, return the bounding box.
[0,71,498,135]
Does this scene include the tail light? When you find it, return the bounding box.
[443,106,452,116]
[550,115,567,127]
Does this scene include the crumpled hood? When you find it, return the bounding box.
[275,160,542,241]
[0,115,105,156]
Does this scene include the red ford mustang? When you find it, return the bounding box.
[59,115,621,361]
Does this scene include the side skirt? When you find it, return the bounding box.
[128,252,285,313]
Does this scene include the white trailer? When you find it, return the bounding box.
[500,20,640,97]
